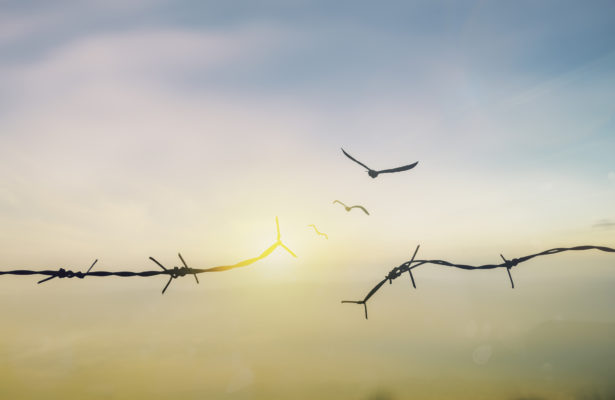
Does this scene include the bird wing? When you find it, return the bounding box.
[350,205,370,215]
[341,148,371,171]
[333,200,348,208]
[377,161,418,174]
[308,224,329,239]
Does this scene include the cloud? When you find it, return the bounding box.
[593,219,615,229]
[0,12,61,45]
[1,25,287,102]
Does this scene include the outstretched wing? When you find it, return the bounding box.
[350,205,370,215]
[307,224,329,239]
[378,161,418,174]
[341,148,371,171]
[333,200,348,208]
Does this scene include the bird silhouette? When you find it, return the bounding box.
[333,200,370,215]
[307,224,328,239]
[341,148,418,178]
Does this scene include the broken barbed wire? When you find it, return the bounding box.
[342,245,615,319]
[0,217,296,294]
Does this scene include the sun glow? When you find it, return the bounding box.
[202,217,296,272]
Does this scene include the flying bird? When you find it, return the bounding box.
[341,148,418,178]
[333,200,369,215]
[307,224,328,239]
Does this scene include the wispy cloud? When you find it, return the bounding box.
[1,24,288,99]
[0,11,61,45]
[593,219,615,229]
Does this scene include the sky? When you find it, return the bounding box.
[1,1,615,399]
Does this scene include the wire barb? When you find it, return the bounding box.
[500,254,515,289]
[85,259,98,276]
[149,257,172,294]
[408,245,420,289]
[37,259,99,284]
[149,255,202,294]
[178,253,199,284]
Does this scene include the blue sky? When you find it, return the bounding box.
[0,0,614,269]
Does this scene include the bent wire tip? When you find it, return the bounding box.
[275,216,281,241]
[274,217,298,258]
[281,243,297,258]
[341,300,368,319]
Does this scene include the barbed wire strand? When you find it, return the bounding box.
[342,245,615,319]
[0,217,296,294]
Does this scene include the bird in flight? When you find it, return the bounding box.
[333,200,369,215]
[307,224,328,239]
[341,148,418,178]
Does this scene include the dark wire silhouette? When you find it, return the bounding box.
[333,200,370,215]
[0,217,296,294]
[307,224,328,239]
[341,148,418,178]
[342,245,615,319]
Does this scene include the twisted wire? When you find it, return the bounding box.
[0,217,296,294]
[342,245,615,319]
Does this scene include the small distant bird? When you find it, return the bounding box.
[333,200,369,215]
[341,148,418,178]
[307,224,328,239]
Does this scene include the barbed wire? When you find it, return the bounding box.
[0,217,296,294]
[342,245,615,319]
